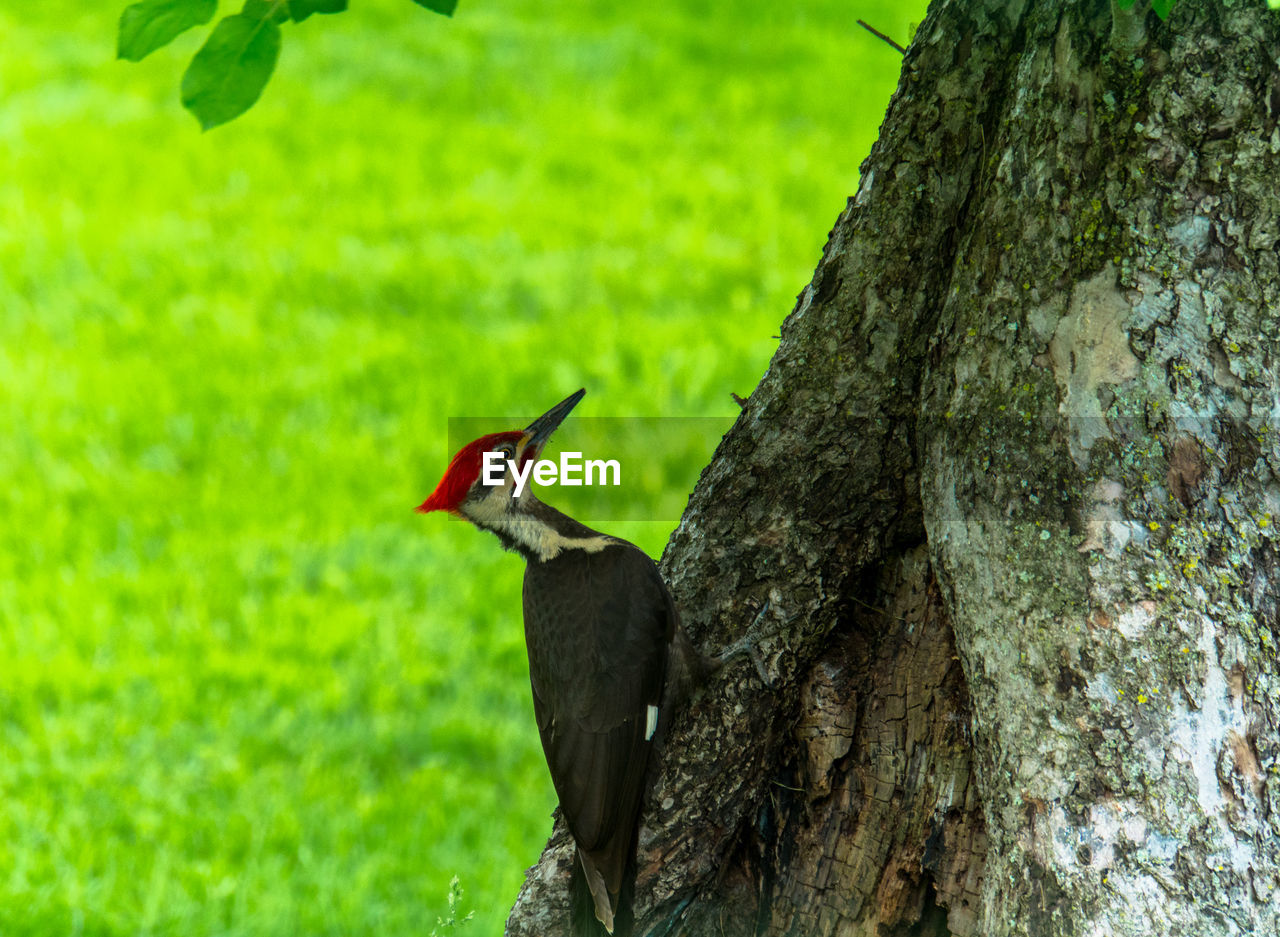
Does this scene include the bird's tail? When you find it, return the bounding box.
[570,848,635,937]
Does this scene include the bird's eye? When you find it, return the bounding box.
[484,444,514,472]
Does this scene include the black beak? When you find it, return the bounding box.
[524,389,585,449]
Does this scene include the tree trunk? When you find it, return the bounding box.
[507,1,1280,934]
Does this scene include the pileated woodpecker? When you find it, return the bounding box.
[418,389,692,936]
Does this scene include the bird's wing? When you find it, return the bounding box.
[523,542,672,893]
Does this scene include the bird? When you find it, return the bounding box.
[418,389,700,936]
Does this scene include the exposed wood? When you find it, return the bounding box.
[765,548,983,937]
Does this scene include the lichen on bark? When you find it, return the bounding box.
[921,2,1280,934]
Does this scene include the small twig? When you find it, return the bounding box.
[856,18,907,55]
[847,591,911,625]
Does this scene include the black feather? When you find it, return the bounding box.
[571,845,636,937]
[521,507,674,933]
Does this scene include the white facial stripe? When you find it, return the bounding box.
[461,494,613,561]
[645,705,659,741]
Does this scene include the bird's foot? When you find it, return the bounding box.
[714,598,782,686]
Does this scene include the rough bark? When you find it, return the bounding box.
[507,1,1280,934]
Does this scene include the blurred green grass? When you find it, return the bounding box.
[0,0,925,933]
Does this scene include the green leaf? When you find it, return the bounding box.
[1114,0,1137,8]
[288,0,346,22]
[412,0,458,16]
[180,13,281,130]
[117,0,217,61]
[241,0,290,23]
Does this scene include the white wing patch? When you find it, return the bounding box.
[645,704,659,741]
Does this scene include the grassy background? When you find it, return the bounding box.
[0,0,926,933]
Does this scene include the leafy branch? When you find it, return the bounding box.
[116,0,457,130]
